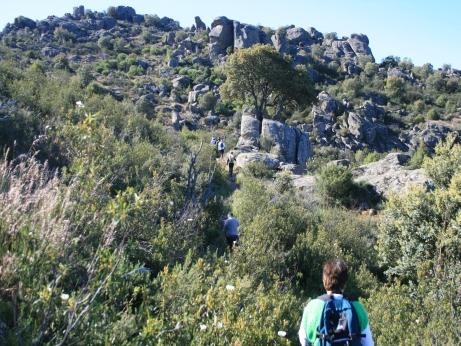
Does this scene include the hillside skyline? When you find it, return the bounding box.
[1,0,460,69]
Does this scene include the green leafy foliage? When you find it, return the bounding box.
[1,9,461,344]
[221,44,315,120]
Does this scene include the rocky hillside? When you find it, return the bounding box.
[1,6,461,345]
[2,6,459,149]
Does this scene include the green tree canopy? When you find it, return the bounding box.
[220,44,315,122]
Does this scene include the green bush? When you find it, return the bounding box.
[242,161,274,179]
[317,165,354,205]
[198,91,218,112]
[426,107,440,120]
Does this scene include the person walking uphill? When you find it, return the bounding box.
[217,138,225,159]
[223,213,239,251]
[298,259,374,346]
[227,151,236,177]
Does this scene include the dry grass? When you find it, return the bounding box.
[0,155,70,247]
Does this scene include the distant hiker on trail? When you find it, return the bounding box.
[298,259,374,346]
[210,136,217,145]
[217,138,225,158]
[227,151,236,177]
[223,213,239,251]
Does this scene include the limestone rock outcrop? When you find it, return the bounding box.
[235,152,280,170]
[261,119,311,166]
[194,16,206,31]
[403,121,458,153]
[352,153,432,196]
[347,34,374,61]
[209,16,234,55]
[237,115,261,149]
[233,22,261,49]
[236,113,312,167]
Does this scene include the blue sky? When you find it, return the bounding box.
[2,1,460,69]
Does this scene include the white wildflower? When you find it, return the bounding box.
[76,101,85,108]
[60,293,70,301]
[199,324,207,331]
[278,331,287,337]
[217,322,223,328]
[187,218,193,222]
[225,284,235,291]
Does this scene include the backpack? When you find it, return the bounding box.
[316,295,364,346]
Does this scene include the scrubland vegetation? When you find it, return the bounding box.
[0,6,460,345]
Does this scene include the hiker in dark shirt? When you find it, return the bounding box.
[223,213,239,251]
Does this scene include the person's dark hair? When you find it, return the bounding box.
[322,259,348,292]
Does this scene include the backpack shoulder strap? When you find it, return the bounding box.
[317,294,333,302]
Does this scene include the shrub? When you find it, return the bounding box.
[98,36,113,51]
[378,141,461,280]
[364,62,378,77]
[407,141,427,169]
[423,134,461,188]
[242,161,274,179]
[411,99,425,113]
[366,281,461,345]
[426,108,439,120]
[274,171,294,193]
[355,149,384,164]
[198,91,218,112]
[259,135,274,153]
[316,164,362,207]
[385,76,406,102]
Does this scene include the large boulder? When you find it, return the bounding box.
[271,29,290,54]
[209,16,234,55]
[313,111,335,142]
[285,27,312,47]
[307,27,323,43]
[346,101,406,152]
[194,16,206,31]
[172,76,191,88]
[72,6,85,19]
[171,111,182,131]
[297,132,311,165]
[353,153,432,196]
[163,31,175,45]
[347,34,374,61]
[109,6,137,22]
[236,152,280,170]
[261,119,312,166]
[13,16,36,30]
[233,21,261,49]
[158,17,181,31]
[404,121,457,153]
[317,91,338,114]
[262,119,296,162]
[237,115,261,148]
[311,92,337,142]
[322,39,356,61]
[187,84,210,104]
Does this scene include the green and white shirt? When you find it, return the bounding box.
[298,293,374,346]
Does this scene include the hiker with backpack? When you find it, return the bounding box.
[227,151,236,177]
[298,259,374,346]
[223,212,239,252]
[217,138,225,158]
